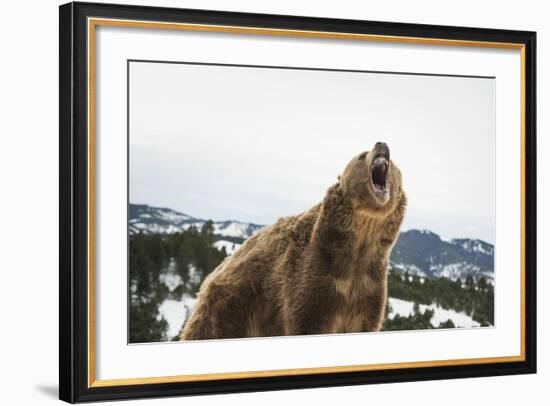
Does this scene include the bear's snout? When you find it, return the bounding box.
[372,142,390,161]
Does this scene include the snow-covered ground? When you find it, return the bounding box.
[158,295,197,339]
[157,259,199,338]
[213,240,242,255]
[161,295,483,338]
[388,297,481,328]
[154,258,485,340]
[213,222,250,238]
[391,262,428,278]
[159,271,182,292]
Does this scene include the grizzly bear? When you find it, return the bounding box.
[180,142,406,340]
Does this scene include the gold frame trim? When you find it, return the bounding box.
[87,17,527,388]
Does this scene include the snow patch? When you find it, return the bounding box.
[156,259,200,339]
[214,222,252,238]
[388,297,481,328]
[157,295,198,339]
[391,262,427,278]
[213,240,242,255]
[159,273,182,292]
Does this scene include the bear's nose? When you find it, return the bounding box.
[373,142,390,160]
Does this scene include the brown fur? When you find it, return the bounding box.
[180,145,406,340]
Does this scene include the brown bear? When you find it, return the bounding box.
[180,141,406,340]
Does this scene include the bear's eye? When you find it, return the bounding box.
[358,152,368,160]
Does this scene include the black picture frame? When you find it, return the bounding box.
[59,1,537,403]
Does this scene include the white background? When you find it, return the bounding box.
[0,0,546,405]
[95,23,519,379]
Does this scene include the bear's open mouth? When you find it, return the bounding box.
[371,155,389,194]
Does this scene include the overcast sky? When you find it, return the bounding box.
[129,61,495,243]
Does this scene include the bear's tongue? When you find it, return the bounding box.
[371,157,388,191]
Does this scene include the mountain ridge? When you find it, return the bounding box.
[129,203,264,239]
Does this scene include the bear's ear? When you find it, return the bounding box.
[337,175,341,184]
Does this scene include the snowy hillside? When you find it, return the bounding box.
[388,297,481,328]
[213,240,242,255]
[391,229,494,282]
[129,203,263,239]
[156,259,199,339]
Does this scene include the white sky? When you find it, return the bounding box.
[129,61,495,243]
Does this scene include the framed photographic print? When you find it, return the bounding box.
[59,1,537,403]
